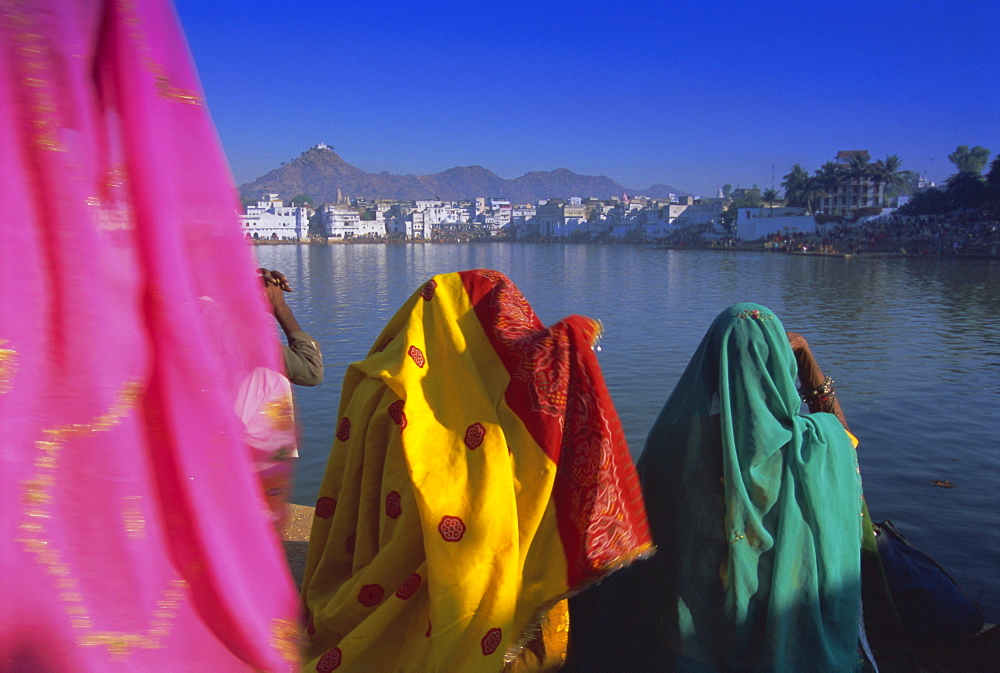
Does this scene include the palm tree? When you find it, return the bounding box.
[800,177,827,215]
[839,153,875,213]
[761,188,779,212]
[781,164,810,208]
[813,162,843,213]
[873,154,907,206]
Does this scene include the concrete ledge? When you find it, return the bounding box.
[280,504,314,589]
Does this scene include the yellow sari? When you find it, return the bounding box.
[300,270,652,673]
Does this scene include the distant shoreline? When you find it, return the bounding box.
[248,239,999,259]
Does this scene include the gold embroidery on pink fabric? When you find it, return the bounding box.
[116,0,203,106]
[16,381,190,658]
[270,617,302,664]
[94,165,137,231]
[0,340,18,394]
[77,578,187,658]
[1,0,67,151]
[122,495,146,540]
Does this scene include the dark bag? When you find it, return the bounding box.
[874,520,984,645]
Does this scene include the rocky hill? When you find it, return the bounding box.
[238,146,687,203]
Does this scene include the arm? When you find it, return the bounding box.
[260,269,324,386]
[786,331,850,432]
[264,281,304,336]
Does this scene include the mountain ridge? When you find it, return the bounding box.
[238,147,688,203]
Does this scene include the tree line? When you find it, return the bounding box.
[779,145,998,216]
[899,146,998,215]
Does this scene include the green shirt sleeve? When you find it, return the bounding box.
[283,331,324,386]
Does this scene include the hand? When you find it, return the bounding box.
[263,280,288,311]
[786,331,823,390]
[257,268,304,336]
[257,268,291,292]
[786,331,850,431]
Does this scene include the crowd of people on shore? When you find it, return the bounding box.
[761,211,1000,256]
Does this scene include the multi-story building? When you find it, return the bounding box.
[240,194,310,241]
[417,202,470,228]
[816,150,885,216]
[322,204,361,239]
[511,204,536,223]
[320,203,386,239]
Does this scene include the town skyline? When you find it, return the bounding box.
[174,0,999,198]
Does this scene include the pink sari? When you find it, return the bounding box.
[1,1,299,670]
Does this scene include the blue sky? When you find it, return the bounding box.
[174,0,999,198]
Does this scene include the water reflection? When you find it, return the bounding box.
[257,243,999,621]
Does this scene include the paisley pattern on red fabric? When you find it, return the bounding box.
[315,497,337,519]
[459,269,651,587]
[464,422,485,450]
[438,515,466,542]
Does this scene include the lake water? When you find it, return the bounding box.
[256,243,1000,622]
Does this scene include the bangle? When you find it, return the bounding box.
[799,376,834,402]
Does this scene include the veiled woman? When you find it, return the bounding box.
[566,303,877,673]
[300,270,653,673]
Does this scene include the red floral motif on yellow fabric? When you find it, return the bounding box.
[464,422,485,450]
[395,573,421,600]
[336,417,351,442]
[357,584,384,608]
[481,627,502,655]
[420,279,437,300]
[315,497,336,519]
[316,646,342,671]
[388,400,407,430]
[438,515,466,541]
[385,491,402,519]
[408,345,425,368]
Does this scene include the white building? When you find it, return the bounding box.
[356,216,385,238]
[322,204,360,239]
[240,194,310,241]
[408,211,433,239]
[735,207,819,241]
[511,204,536,223]
[478,199,511,235]
[423,203,470,227]
[321,204,386,239]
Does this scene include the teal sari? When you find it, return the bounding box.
[568,304,865,672]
